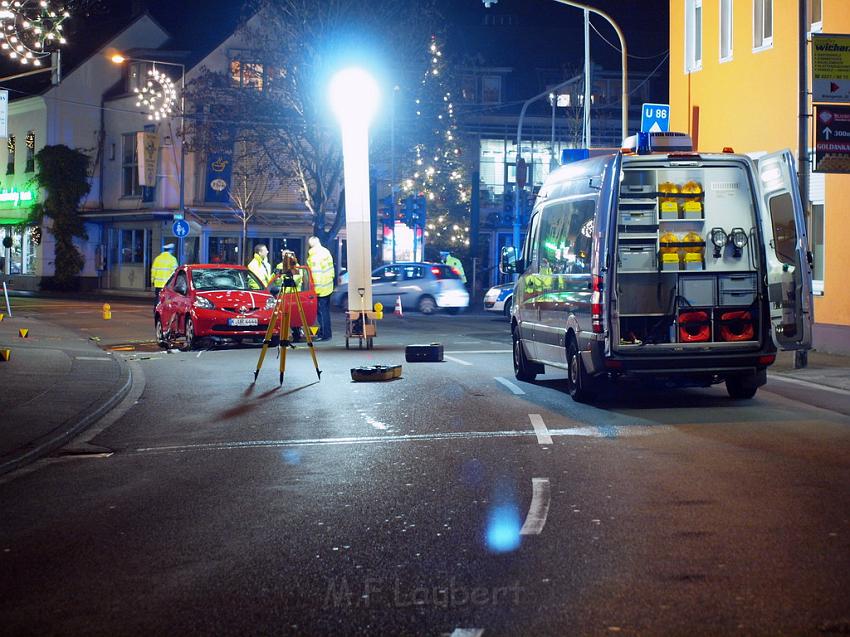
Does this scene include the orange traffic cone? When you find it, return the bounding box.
[394,295,403,317]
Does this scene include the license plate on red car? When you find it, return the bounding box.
[228,317,258,327]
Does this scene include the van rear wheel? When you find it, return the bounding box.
[726,375,759,399]
[513,330,542,382]
[567,339,596,403]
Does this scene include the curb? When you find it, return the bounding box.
[0,355,133,477]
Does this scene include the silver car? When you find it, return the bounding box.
[333,262,469,314]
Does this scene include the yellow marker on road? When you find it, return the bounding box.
[18,328,28,338]
[0,349,10,361]
[102,303,112,320]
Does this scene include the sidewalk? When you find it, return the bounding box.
[770,349,850,392]
[0,313,132,476]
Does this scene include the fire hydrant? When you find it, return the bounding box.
[102,303,112,320]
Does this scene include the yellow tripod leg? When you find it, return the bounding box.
[279,289,293,385]
[254,288,284,382]
[293,288,322,380]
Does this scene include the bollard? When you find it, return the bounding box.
[0,313,4,321]
[102,303,112,320]
[374,302,383,320]
[0,349,10,361]
[18,328,28,338]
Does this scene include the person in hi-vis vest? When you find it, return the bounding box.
[307,236,335,341]
[151,242,178,312]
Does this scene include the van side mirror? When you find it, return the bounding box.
[499,246,523,274]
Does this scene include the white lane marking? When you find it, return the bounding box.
[520,478,551,536]
[196,350,204,358]
[494,376,525,395]
[444,355,473,366]
[451,630,484,637]
[74,356,113,361]
[528,414,553,445]
[769,374,850,396]
[446,349,511,354]
[133,425,670,455]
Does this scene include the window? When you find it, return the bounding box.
[6,135,15,175]
[229,58,266,91]
[808,0,823,34]
[537,198,596,275]
[401,265,425,280]
[811,203,824,293]
[122,133,141,197]
[720,0,733,62]
[460,75,477,103]
[120,229,145,264]
[25,130,35,173]
[374,266,401,282]
[481,76,502,104]
[685,0,703,72]
[128,61,154,93]
[754,0,773,50]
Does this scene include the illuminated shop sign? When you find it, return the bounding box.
[0,188,37,208]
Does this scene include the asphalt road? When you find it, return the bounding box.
[1,299,849,636]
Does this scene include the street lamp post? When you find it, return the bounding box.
[329,68,380,315]
[111,54,186,262]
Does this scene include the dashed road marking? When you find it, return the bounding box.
[444,355,472,366]
[74,356,113,361]
[494,376,525,395]
[446,349,511,355]
[451,630,484,637]
[528,414,553,445]
[769,374,850,395]
[520,478,551,536]
[132,425,669,455]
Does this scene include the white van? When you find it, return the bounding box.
[501,133,813,402]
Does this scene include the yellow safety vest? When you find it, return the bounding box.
[150,251,177,288]
[248,255,272,287]
[308,246,335,296]
[446,255,467,283]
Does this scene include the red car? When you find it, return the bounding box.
[155,264,317,350]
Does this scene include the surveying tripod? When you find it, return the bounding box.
[253,261,322,385]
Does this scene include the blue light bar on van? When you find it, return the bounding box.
[561,148,590,165]
[622,132,694,153]
[636,132,652,155]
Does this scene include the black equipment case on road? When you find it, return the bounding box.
[405,343,444,362]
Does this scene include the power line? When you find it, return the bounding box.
[588,20,668,60]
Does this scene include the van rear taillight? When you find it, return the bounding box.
[591,275,604,333]
[758,355,776,366]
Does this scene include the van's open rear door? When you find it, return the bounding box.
[755,150,813,350]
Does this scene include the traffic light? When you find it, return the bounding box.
[410,195,426,227]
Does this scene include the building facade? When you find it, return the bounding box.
[669,0,850,353]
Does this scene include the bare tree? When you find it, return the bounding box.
[185,0,440,245]
[227,140,279,260]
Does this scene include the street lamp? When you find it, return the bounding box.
[112,53,187,263]
[329,67,380,314]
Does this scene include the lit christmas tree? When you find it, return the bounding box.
[401,34,471,254]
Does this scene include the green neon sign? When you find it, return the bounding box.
[0,188,37,209]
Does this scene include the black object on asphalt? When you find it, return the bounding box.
[405,343,444,363]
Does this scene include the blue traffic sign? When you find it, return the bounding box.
[172,219,190,238]
[641,103,670,133]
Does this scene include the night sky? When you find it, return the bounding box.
[0,0,669,102]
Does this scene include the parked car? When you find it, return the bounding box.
[484,282,514,318]
[154,264,317,350]
[332,262,469,314]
